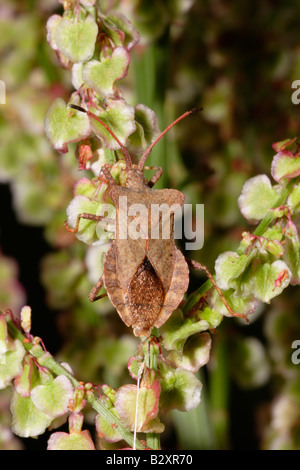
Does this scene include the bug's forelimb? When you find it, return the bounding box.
[64,213,106,233]
[89,276,108,302]
[100,164,118,187]
[142,166,163,187]
[186,258,249,323]
[69,104,133,169]
[137,107,203,171]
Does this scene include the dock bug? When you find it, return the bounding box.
[66,105,248,337]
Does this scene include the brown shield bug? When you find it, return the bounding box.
[66,104,248,337]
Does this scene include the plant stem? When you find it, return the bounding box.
[146,433,160,450]
[246,178,297,241]
[5,316,146,450]
[209,331,230,449]
[183,178,298,314]
[182,279,212,314]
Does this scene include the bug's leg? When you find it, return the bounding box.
[144,166,163,188]
[101,165,118,187]
[64,213,105,233]
[89,276,107,302]
[186,258,249,323]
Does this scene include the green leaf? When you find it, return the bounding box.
[287,183,300,212]
[88,146,117,176]
[100,385,117,404]
[114,380,163,432]
[100,11,140,50]
[11,391,52,438]
[215,251,254,291]
[253,260,291,303]
[31,375,74,419]
[160,309,211,353]
[128,357,141,380]
[272,138,297,153]
[46,14,62,51]
[95,405,123,443]
[72,62,84,89]
[198,306,223,328]
[14,357,39,397]
[47,430,96,450]
[45,98,91,153]
[88,100,136,150]
[73,177,107,200]
[165,332,212,373]
[66,194,114,245]
[66,194,99,244]
[238,175,279,223]
[159,364,202,413]
[262,226,284,242]
[0,316,25,390]
[0,315,9,354]
[82,47,130,97]
[0,340,25,389]
[54,15,98,63]
[127,104,160,155]
[210,288,258,318]
[271,151,300,182]
[284,221,300,285]
[264,232,285,257]
[80,0,96,5]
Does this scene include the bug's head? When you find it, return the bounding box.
[123,166,147,189]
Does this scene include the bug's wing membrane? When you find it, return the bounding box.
[147,189,184,292]
[146,189,189,327]
[147,232,174,293]
[154,247,189,328]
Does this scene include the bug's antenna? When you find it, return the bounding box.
[137,107,203,171]
[69,104,133,169]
